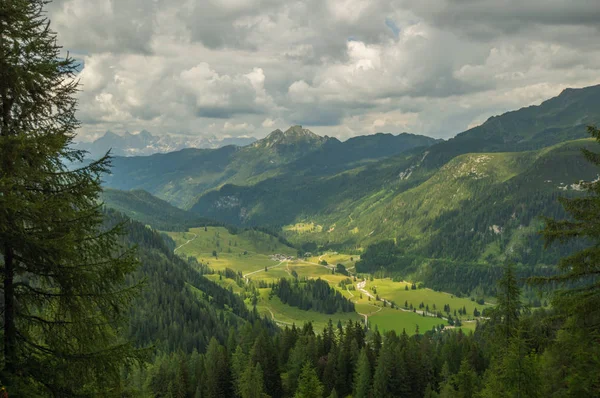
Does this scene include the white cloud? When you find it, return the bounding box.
[45,0,600,141]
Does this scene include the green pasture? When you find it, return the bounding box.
[364,278,491,320]
[254,288,361,331]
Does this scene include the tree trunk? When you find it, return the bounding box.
[3,244,16,372]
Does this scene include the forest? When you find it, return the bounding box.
[272,278,356,314]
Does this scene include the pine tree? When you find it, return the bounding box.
[203,338,232,398]
[480,331,542,398]
[295,361,324,398]
[537,126,600,326]
[250,330,283,397]
[534,125,600,397]
[491,263,523,348]
[455,358,477,398]
[239,363,268,398]
[372,333,399,398]
[0,1,142,394]
[354,347,372,398]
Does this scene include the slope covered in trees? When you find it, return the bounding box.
[102,210,272,354]
[272,278,355,314]
[102,188,217,231]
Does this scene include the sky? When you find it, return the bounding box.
[47,0,600,142]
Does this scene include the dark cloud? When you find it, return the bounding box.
[406,0,600,39]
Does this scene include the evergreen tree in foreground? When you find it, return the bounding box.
[295,362,324,398]
[534,125,600,396]
[0,0,142,394]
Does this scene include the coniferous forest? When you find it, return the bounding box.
[1,1,600,397]
[272,278,356,314]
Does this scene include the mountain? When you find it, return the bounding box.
[101,188,218,231]
[102,84,600,290]
[76,130,257,158]
[251,125,331,154]
[104,126,438,207]
[422,84,600,169]
[188,85,600,280]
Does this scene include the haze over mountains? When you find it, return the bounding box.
[76,130,257,158]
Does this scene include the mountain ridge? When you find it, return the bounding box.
[77,130,257,158]
[104,127,439,207]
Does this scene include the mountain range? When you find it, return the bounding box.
[102,84,600,280]
[104,125,439,207]
[76,130,257,158]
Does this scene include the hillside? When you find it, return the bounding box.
[104,126,439,207]
[422,84,600,169]
[101,188,216,230]
[194,137,598,269]
[187,87,600,294]
[101,209,272,354]
[190,86,600,254]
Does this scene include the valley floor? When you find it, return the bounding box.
[168,228,490,335]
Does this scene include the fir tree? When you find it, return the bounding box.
[203,338,232,398]
[354,347,372,398]
[491,263,523,348]
[295,361,324,398]
[239,363,268,398]
[0,0,142,394]
[534,125,600,397]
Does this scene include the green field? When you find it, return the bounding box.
[368,307,446,334]
[283,222,323,233]
[363,278,491,320]
[254,288,361,331]
[166,227,296,276]
[305,252,359,268]
[167,227,490,334]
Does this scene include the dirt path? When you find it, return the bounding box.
[243,261,285,282]
[356,304,383,327]
[346,286,354,298]
[266,307,294,326]
[174,233,198,253]
[358,279,449,320]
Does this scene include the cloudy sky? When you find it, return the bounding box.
[47,0,600,141]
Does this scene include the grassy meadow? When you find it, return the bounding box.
[169,227,490,335]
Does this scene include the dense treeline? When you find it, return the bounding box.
[272,278,355,314]
[101,210,276,356]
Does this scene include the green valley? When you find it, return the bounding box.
[6,1,600,396]
[165,225,493,336]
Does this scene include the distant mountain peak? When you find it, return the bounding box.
[255,125,328,149]
[77,130,257,158]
